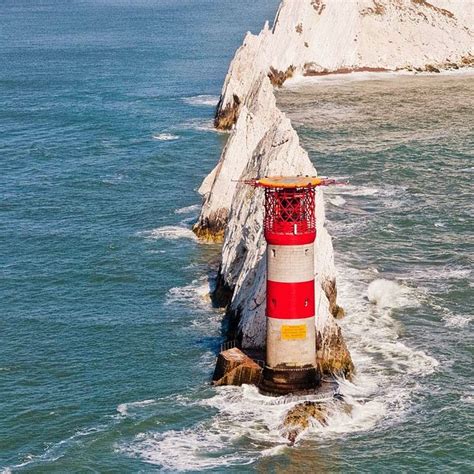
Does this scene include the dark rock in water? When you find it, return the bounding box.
[212,348,262,386]
[280,401,328,444]
[280,397,353,444]
[192,209,228,243]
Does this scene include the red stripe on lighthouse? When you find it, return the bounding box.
[266,280,315,319]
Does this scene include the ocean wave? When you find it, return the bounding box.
[174,204,201,215]
[285,70,413,89]
[117,375,401,471]
[285,68,474,89]
[166,277,211,307]
[152,133,180,141]
[118,424,256,471]
[183,118,228,133]
[410,266,471,282]
[5,421,116,471]
[367,279,419,309]
[328,195,346,207]
[138,226,197,241]
[117,399,157,417]
[460,394,474,404]
[334,264,440,434]
[337,185,379,197]
[442,314,472,329]
[183,95,219,107]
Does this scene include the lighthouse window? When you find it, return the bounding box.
[272,249,276,258]
[272,298,277,308]
[305,248,309,256]
[304,299,309,307]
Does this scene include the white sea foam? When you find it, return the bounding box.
[183,95,219,107]
[118,375,402,471]
[337,185,379,197]
[460,394,474,404]
[139,226,198,241]
[329,195,346,207]
[285,70,413,89]
[333,263,439,431]
[118,425,255,471]
[184,118,228,133]
[424,267,470,281]
[5,421,116,471]
[117,399,157,416]
[166,278,211,307]
[118,259,440,468]
[367,279,419,309]
[285,68,474,89]
[152,133,180,141]
[442,314,472,329]
[174,204,201,215]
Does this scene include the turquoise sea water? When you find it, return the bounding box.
[1,1,472,472]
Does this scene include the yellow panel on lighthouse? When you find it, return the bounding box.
[281,324,307,340]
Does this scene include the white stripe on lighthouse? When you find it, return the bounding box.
[266,316,316,367]
[267,244,314,283]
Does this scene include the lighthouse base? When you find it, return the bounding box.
[259,365,321,396]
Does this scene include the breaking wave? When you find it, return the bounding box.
[328,195,346,207]
[183,118,228,133]
[152,133,180,141]
[367,279,419,309]
[183,95,219,107]
[442,313,472,329]
[116,263,439,470]
[166,277,211,308]
[174,204,201,215]
[117,399,157,417]
[138,226,198,241]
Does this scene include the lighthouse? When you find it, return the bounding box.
[249,176,335,395]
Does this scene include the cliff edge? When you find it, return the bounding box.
[213,0,473,131]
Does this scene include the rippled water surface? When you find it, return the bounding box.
[1,0,473,472]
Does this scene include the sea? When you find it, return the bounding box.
[1,0,472,472]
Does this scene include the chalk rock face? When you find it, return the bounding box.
[193,76,279,241]
[214,82,353,374]
[215,0,474,129]
[195,72,353,375]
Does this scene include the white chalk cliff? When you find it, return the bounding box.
[212,0,473,131]
[194,0,473,375]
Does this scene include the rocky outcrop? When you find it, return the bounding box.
[193,1,373,377]
[280,401,328,443]
[194,76,280,242]
[280,397,353,443]
[214,0,473,129]
[196,73,354,376]
[212,348,262,386]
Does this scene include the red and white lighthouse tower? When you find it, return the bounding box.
[250,176,335,395]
